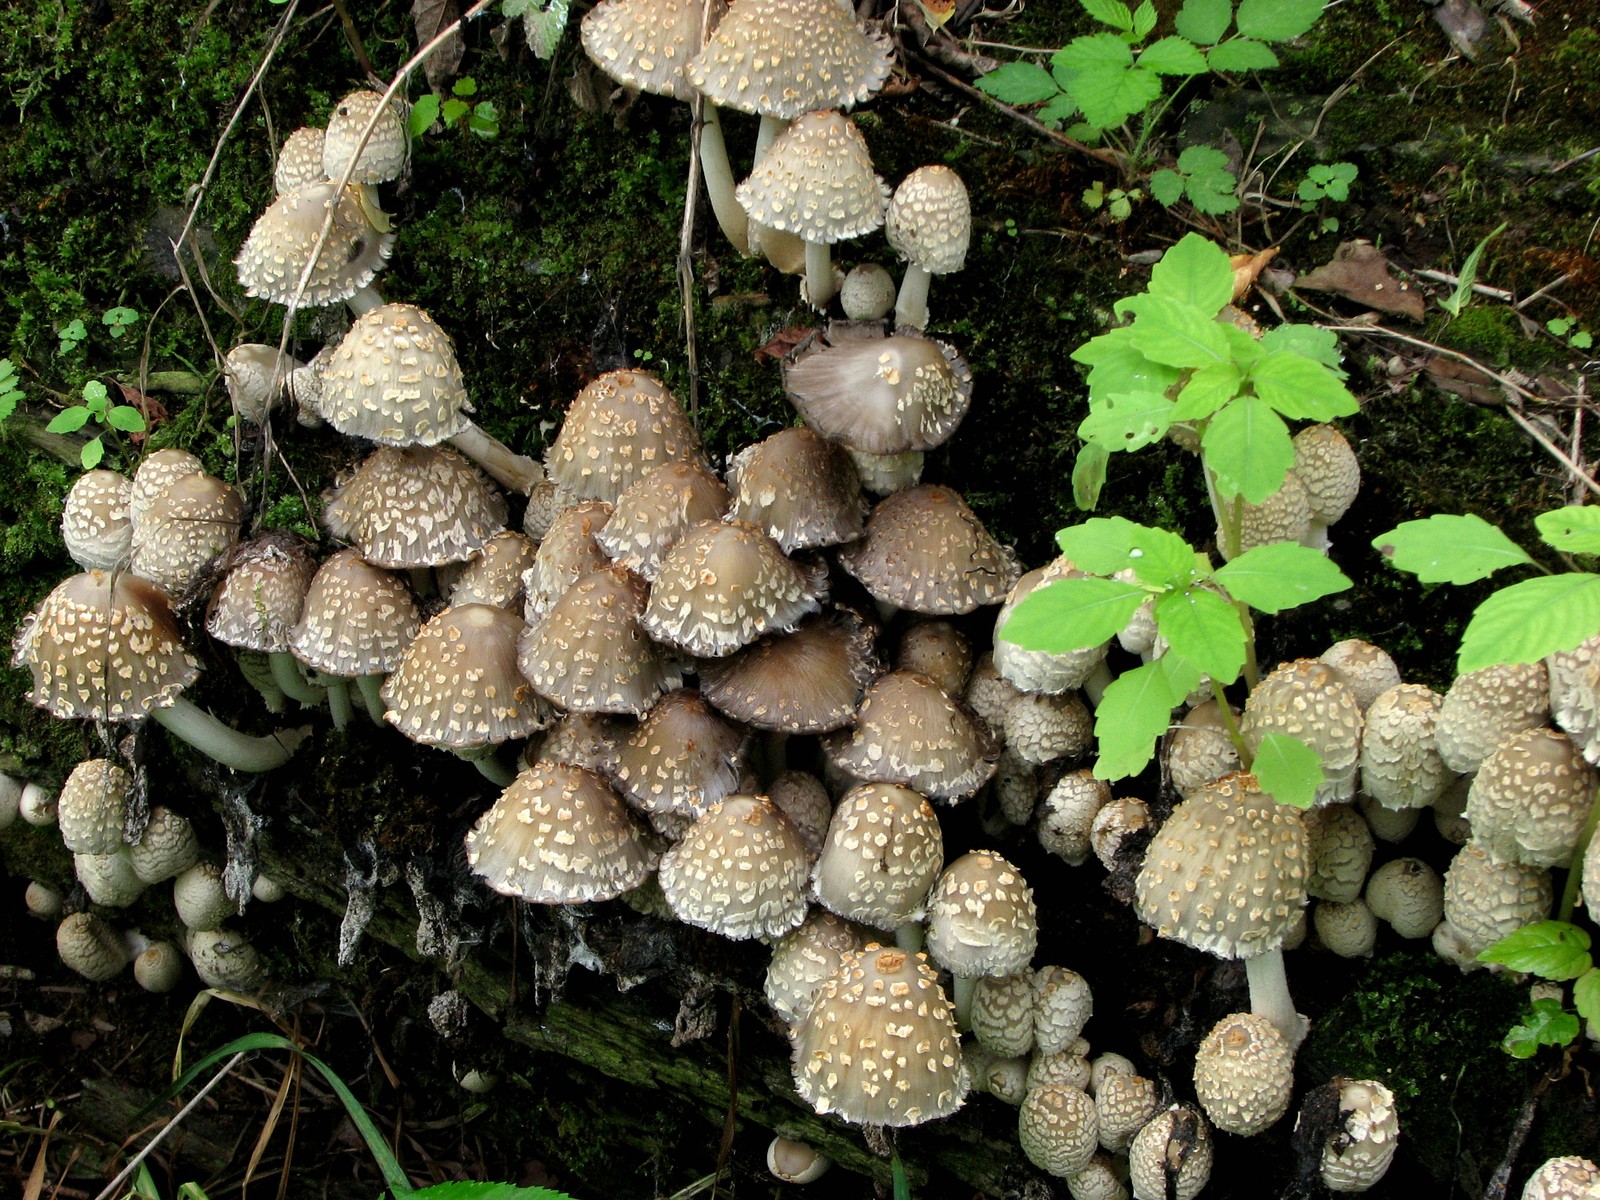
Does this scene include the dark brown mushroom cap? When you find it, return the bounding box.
[61,470,133,571]
[725,426,866,552]
[130,472,245,598]
[206,537,318,654]
[580,0,721,100]
[523,500,614,618]
[444,531,537,609]
[791,943,966,1127]
[604,688,746,817]
[382,603,547,749]
[784,334,972,455]
[518,565,679,716]
[58,758,132,855]
[12,570,198,721]
[735,111,887,243]
[837,485,1020,615]
[289,548,421,677]
[886,165,971,276]
[658,794,811,939]
[323,445,508,569]
[316,303,473,446]
[640,518,822,657]
[596,460,732,580]
[686,0,892,119]
[234,182,394,308]
[322,90,408,185]
[924,849,1038,978]
[698,606,879,733]
[464,760,657,903]
[274,126,327,196]
[823,669,999,802]
[545,370,704,504]
[813,781,944,927]
[129,449,204,527]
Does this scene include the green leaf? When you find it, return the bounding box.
[102,306,139,336]
[1575,968,1600,1025]
[1083,342,1182,399]
[1370,513,1534,584]
[1234,0,1324,41]
[1038,92,1080,124]
[1057,515,1148,573]
[1174,0,1231,44]
[441,97,471,125]
[1534,506,1600,556]
[1175,145,1240,214]
[58,318,87,353]
[1093,654,1203,780]
[1131,0,1158,40]
[1138,35,1209,74]
[1148,232,1235,314]
[1077,0,1134,31]
[410,1185,577,1200]
[1201,393,1294,503]
[998,576,1149,653]
[976,61,1064,106]
[1149,168,1184,206]
[1248,351,1359,420]
[1126,524,1202,588]
[1072,442,1109,511]
[452,75,479,97]
[1171,362,1242,421]
[1259,324,1344,373]
[106,405,147,433]
[1213,542,1352,612]
[1442,221,1509,319]
[1155,587,1245,681]
[1478,920,1593,980]
[1067,65,1163,130]
[468,101,500,137]
[410,93,441,136]
[1501,998,1579,1058]
[0,390,19,422]
[1057,31,1135,70]
[1116,294,1228,367]
[1457,573,1600,673]
[1080,390,1175,452]
[79,436,105,469]
[521,0,571,57]
[82,380,110,412]
[46,406,92,433]
[1206,38,1280,71]
[1251,732,1325,808]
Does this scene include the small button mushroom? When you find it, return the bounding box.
[175,862,237,931]
[454,1065,498,1095]
[251,874,286,903]
[765,909,869,1028]
[1028,1045,1092,1095]
[1435,662,1550,775]
[189,927,265,992]
[25,881,63,920]
[1360,683,1452,810]
[20,782,58,826]
[57,912,132,982]
[57,759,132,855]
[1357,794,1421,843]
[61,469,133,570]
[1094,1068,1159,1152]
[1365,857,1443,939]
[659,796,811,940]
[1128,1105,1212,1200]
[1039,771,1110,866]
[1193,1012,1294,1136]
[1292,425,1361,550]
[926,851,1038,1026]
[1441,842,1552,960]
[1314,898,1379,957]
[322,90,408,185]
[1304,803,1375,904]
[886,165,971,331]
[766,772,832,864]
[1319,638,1398,711]
[1217,470,1311,561]
[1313,1078,1400,1193]
[273,126,326,196]
[1546,633,1600,765]
[1466,727,1597,867]
[840,263,896,321]
[1064,1155,1128,1200]
[1034,967,1093,1056]
[134,941,187,993]
[128,807,200,884]
[1090,796,1149,871]
[1166,700,1243,799]
[1242,659,1363,806]
[970,974,1035,1057]
[766,1137,832,1185]
[812,782,944,936]
[1007,692,1094,767]
[981,1055,1029,1105]
[75,850,146,908]
[1019,1084,1099,1177]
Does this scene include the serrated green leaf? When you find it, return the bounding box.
[1078,0,1134,31]
[1155,587,1245,681]
[1083,343,1183,399]
[1202,393,1294,503]
[1206,37,1280,71]
[1213,542,1352,612]
[1249,351,1358,421]
[1575,968,1600,1025]
[452,76,479,97]
[410,1184,577,1200]
[1057,515,1148,573]
[1171,362,1242,421]
[1176,146,1240,213]
[1127,524,1202,588]
[1501,998,1580,1058]
[1177,144,1231,175]
[1067,64,1162,129]
[1148,232,1234,314]
[0,391,19,422]
[441,97,471,124]
[999,576,1149,653]
[1149,168,1184,206]
[1080,390,1176,452]
[1220,323,1265,366]
[1458,573,1600,673]
[1174,0,1231,44]
[46,406,92,433]
[1372,513,1534,584]
[1073,442,1109,511]
[1478,920,1593,979]
[1234,0,1323,41]
[1057,31,1135,70]
[1131,0,1157,39]
[1535,506,1600,556]
[106,405,147,432]
[80,436,105,469]
[1139,35,1209,74]
[1115,294,1229,367]
[1251,732,1325,808]
[468,101,500,137]
[1092,654,1201,780]
[1259,324,1344,373]
[1442,221,1509,319]
[1072,325,1140,365]
[410,93,441,136]
[976,61,1064,105]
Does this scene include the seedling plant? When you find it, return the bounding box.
[46,379,148,468]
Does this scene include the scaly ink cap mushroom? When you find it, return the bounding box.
[1129,1106,1212,1200]
[1241,659,1363,807]
[56,912,131,982]
[1317,1078,1400,1193]
[1192,1012,1294,1135]
[290,548,421,723]
[1320,638,1399,711]
[698,607,878,734]
[323,445,508,570]
[658,794,811,939]
[61,470,132,570]
[224,344,302,423]
[235,182,393,314]
[1359,683,1451,810]
[545,370,705,504]
[523,500,614,618]
[275,126,327,195]
[725,426,866,552]
[784,334,972,455]
[1019,1084,1099,1178]
[596,460,731,580]
[58,758,132,855]
[604,688,745,819]
[1439,842,1552,961]
[322,90,408,185]
[813,781,943,929]
[765,908,869,1026]
[1434,662,1550,775]
[130,471,245,598]
[995,559,1110,695]
[445,531,538,610]
[823,670,999,802]
[886,165,971,331]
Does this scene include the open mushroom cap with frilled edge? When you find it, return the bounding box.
[724,426,866,553]
[698,606,879,734]
[235,181,393,315]
[545,370,705,505]
[603,688,745,822]
[783,331,972,455]
[323,445,508,572]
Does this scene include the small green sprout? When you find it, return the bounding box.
[1295,162,1358,205]
[1547,316,1594,350]
[102,306,140,339]
[58,318,88,355]
[411,77,500,139]
[0,358,22,421]
[1478,921,1600,1058]
[45,379,148,469]
[1082,179,1144,221]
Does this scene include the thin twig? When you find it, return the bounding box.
[1516,273,1571,310]
[92,1051,249,1200]
[1413,267,1513,301]
[677,0,719,430]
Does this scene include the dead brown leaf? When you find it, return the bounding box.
[1424,356,1504,405]
[114,381,167,443]
[412,0,465,92]
[754,325,818,364]
[1297,240,1427,322]
[1229,247,1278,301]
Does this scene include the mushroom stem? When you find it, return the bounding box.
[754,115,788,168]
[357,673,388,725]
[804,241,837,310]
[448,423,544,496]
[950,973,977,1031]
[1243,949,1307,1050]
[345,285,385,318]
[1557,785,1600,923]
[698,105,750,256]
[894,920,924,954]
[270,650,326,706]
[1083,661,1113,708]
[454,744,517,787]
[150,698,310,772]
[237,653,288,713]
[326,678,354,731]
[894,264,933,331]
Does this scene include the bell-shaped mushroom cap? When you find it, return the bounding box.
[1546,633,1600,765]
[518,565,677,716]
[1192,1013,1293,1136]
[76,848,145,906]
[995,559,1110,695]
[1318,1079,1400,1193]
[1440,842,1552,959]
[604,688,745,817]
[765,909,869,1026]
[1434,662,1550,775]
[838,485,1020,615]
[735,110,886,244]
[322,90,408,184]
[13,569,199,721]
[1129,1105,1213,1200]
[466,760,657,902]
[725,426,866,552]
[1522,1156,1600,1200]
[523,500,613,618]
[1320,638,1399,711]
[784,334,972,455]
[1466,727,1597,867]
[235,182,394,308]
[533,712,619,774]
[970,974,1034,1057]
[823,670,999,802]
[62,470,133,570]
[382,603,546,749]
[189,927,265,992]
[1218,469,1312,560]
[206,537,318,653]
[1006,691,1094,767]
[224,344,301,423]
[130,448,204,526]
[1364,857,1443,939]
[133,941,186,993]
[545,370,704,504]
[686,0,892,119]
[1293,424,1361,527]
[791,943,967,1127]
[58,758,131,855]
[1359,683,1451,810]
[699,607,878,734]
[887,165,971,276]
[1033,966,1093,1056]
[596,460,731,580]
[1100,1065,1162,1151]
[1090,795,1150,870]
[1134,772,1308,960]
[522,478,564,541]
[444,531,537,609]
[1241,659,1363,807]
[659,794,811,939]
[1038,770,1110,866]
[316,303,472,446]
[925,849,1038,979]
[1167,699,1242,799]
[1018,1083,1099,1178]
[56,912,130,982]
[640,518,822,657]
[963,652,1024,731]
[128,805,200,884]
[289,548,420,677]
[275,126,327,195]
[1303,803,1374,904]
[813,781,943,927]
[581,0,719,100]
[896,619,971,697]
[130,472,245,597]
[324,445,508,569]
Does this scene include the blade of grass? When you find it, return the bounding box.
[97,1052,248,1200]
[1441,221,1508,317]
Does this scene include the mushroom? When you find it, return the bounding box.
[522,500,614,618]
[970,974,1035,1057]
[1217,469,1312,560]
[1546,632,1600,764]
[766,771,832,862]
[128,806,200,884]
[129,448,204,526]
[840,262,895,321]
[658,794,811,939]
[189,927,265,992]
[925,849,1038,1027]
[784,333,972,456]
[57,758,131,855]
[765,908,868,1026]
[175,862,237,931]
[603,688,746,821]
[1038,771,1111,867]
[1465,727,1597,867]
[544,370,704,504]
[133,941,187,993]
[322,90,408,185]
[724,426,866,552]
[823,670,999,802]
[56,912,131,982]
[1241,658,1364,807]
[1018,1084,1099,1178]
[75,849,146,907]
[1434,662,1549,775]
[1315,897,1379,957]
[1521,1157,1600,1200]
[1313,1078,1401,1193]
[1303,803,1375,905]
[766,1138,832,1185]
[61,469,133,570]
[1364,857,1443,939]
[206,535,323,711]
[595,459,731,579]
[443,531,538,609]
[223,344,302,424]
[895,620,972,698]
[697,607,879,736]
[1006,692,1094,766]
[1034,966,1093,1056]
[1128,1105,1212,1200]
[129,470,245,599]
[289,548,421,725]
[274,126,327,195]
[1319,638,1399,711]
[886,165,971,331]
[234,181,394,315]
[1439,842,1552,961]
[812,781,944,941]
[1028,1045,1092,1095]
[1292,424,1360,550]
[1359,683,1451,810]
[995,559,1113,698]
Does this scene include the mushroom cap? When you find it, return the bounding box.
[133,941,187,993]
[235,182,394,308]
[545,370,704,504]
[1359,793,1421,844]
[1435,662,1550,775]
[1359,683,1452,809]
[596,460,732,580]
[464,760,658,903]
[1128,1106,1212,1200]
[837,485,1020,615]
[824,670,999,802]
[56,912,129,982]
[886,165,971,276]
[1241,658,1363,806]
[323,445,508,569]
[58,758,132,855]
[1005,690,1094,767]
[1096,1068,1161,1153]
[765,908,869,1026]
[224,344,301,423]
[174,861,236,930]
[274,126,327,195]
[895,619,971,697]
[1365,857,1443,939]
[12,569,198,721]
[128,806,200,884]
[580,0,719,100]
[188,927,265,992]
[76,848,145,906]
[1219,469,1311,560]
[1440,842,1552,959]
[1133,772,1308,960]
[725,426,866,553]
[1546,634,1600,765]
[1061,1155,1126,1200]
[206,538,318,653]
[1319,1078,1400,1193]
[603,687,745,817]
[523,500,614,618]
[130,471,245,598]
[1018,1084,1099,1178]
[791,943,966,1127]
[639,518,822,657]
[698,606,878,733]
[316,303,473,446]
[1465,727,1597,867]
[963,652,1025,732]
[61,469,133,570]
[1193,1013,1293,1135]
[1038,770,1110,866]
[995,559,1110,694]
[1033,965,1093,1056]
[445,530,538,609]
[970,973,1035,1057]
[813,781,944,927]
[1320,638,1399,711]
[522,478,564,540]
[289,548,421,677]
[1090,795,1150,871]
[1166,700,1242,799]
[735,110,887,243]
[925,849,1038,978]
[322,90,408,184]
[767,770,832,862]
[784,335,972,455]
[840,262,896,321]
[766,1138,833,1186]
[1303,802,1375,904]
[1521,1156,1600,1200]
[686,0,892,119]
[845,446,924,495]
[658,794,811,939]
[382,603,546,749]
[129,448,204,526]
[1027,1047,1092,1096]
[1292,424,1361,527]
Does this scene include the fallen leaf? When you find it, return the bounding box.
[1424,356,1503,405]
[1229,247,1279,301]
[114,381,166,443]
[1433,0,1487,59]
[1296,240,1427,321]
[754,325,818,363]
[412,0,465,92]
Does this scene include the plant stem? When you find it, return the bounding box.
[1557,785,1600,923]
[1209,681,1253,770]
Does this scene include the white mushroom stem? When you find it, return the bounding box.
[699,105,749,256]
[270,650,326,706]
[804,241,837,310]
[325,678,354,730]
[895,264,933,331]
[895,920,925,954]
[754,115,788,169]
[345,285,385,318]
[1084,661,1113,708]
[950,973,978,1031]
[150,699,310,772]
[357,674,388,724]
[1244,949,1307,1050]
[454,744,516,787]
[448,423,544,496]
